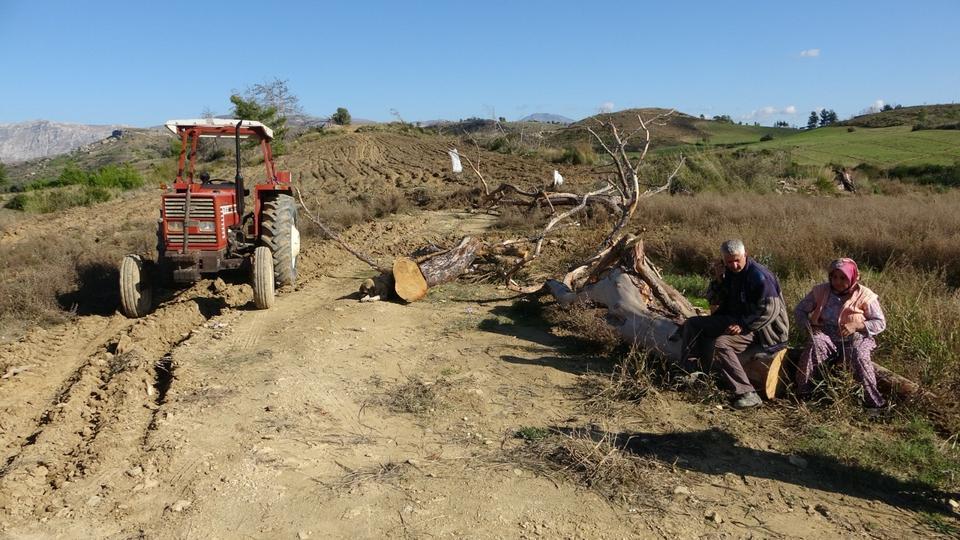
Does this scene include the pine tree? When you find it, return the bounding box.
[807,111,819,130]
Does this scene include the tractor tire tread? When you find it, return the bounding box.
[259,194,298,287]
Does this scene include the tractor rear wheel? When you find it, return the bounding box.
[119,254,152,318]
[260,193,299,287]
[252,246,275,309]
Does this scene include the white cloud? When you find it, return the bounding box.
[743,105,798,120]
[800,48,821,57]
[599,101,615,113]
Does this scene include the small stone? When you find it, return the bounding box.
[297,532,310,540]
[169,499,192,512]
[705,510,722,524]
[126,466,143,478]
[513,469,523,476]
[814,503,830,517]
[32,465,49,478]
[788,455,808,469]
[673,486,691,495]
[86,495,102,507]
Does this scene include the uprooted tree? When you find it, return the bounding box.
[296,111,926,401]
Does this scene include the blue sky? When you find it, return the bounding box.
[1,1,958,126]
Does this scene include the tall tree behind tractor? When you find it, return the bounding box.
[119,119,299,317]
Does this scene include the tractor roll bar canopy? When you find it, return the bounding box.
[164,118,274,141]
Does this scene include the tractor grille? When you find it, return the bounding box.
[167,233,218,245]
[163,195,216,218]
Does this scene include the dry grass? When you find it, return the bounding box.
[511,424,671,507]
[385,375,457,415]
[0,220,155,337]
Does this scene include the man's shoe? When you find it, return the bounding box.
[732,391,762,409]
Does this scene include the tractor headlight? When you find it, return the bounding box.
[198,221,215,233]
[167,221,183,232]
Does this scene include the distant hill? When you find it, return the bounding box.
[0,120,125,163]
[5,128,172,189]
[550,108,797,150]
[841,104,960,129]
[519,113,575,124]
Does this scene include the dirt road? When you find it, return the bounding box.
[0,209,949,538]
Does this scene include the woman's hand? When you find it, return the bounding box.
[841,320,865,337]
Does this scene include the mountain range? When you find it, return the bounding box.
[0,120,126,163]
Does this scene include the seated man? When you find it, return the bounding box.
[679,239,790,409]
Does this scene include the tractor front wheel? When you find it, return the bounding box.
[119,254,152,318]
[252,246,275,309]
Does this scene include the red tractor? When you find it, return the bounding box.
[119,119,299,317]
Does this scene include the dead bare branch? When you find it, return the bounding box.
[294,186,388,273]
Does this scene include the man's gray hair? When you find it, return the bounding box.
[720,239,746,256]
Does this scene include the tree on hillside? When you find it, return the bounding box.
[819,109,838,127]
[331,107,352,126]
[774,120,790,128]
[807,111,819,130]
[0,162,7,188]
[230,78,301,156]
[882,103,894,112]
[230,93,287,155]
[712,114,733,123]
[247,78,302,119]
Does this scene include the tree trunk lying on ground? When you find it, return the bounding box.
[543,235,929,402]
[361,236,483,302]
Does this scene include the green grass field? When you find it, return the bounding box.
[693,121,797,144]
[750,126,960,167]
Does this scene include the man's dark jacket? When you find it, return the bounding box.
[706,258,790,351]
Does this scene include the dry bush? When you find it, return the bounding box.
[0,214,155,338]
[629,192,960,283]
[303,189,412,232]
[385,375,456,415]
[512,424,670,506]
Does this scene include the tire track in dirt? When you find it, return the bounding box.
[0,282,253,520]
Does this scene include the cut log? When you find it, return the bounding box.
[390,236,482,302]
[418,237,482,287]
[741,348,789,400]
[392,258,428,302]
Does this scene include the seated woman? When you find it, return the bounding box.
[794,258,886,410]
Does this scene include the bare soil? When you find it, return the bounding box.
[0,132,954,538]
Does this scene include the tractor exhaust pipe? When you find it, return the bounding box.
[235,120,245,219]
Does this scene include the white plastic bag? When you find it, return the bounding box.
[449,148,463,173]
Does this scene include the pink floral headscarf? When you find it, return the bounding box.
[829,257,859,294]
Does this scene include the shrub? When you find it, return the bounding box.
[331,107,351,126]
[553,143,598,165]
[887,163,960,187]
[759,133,774,141]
